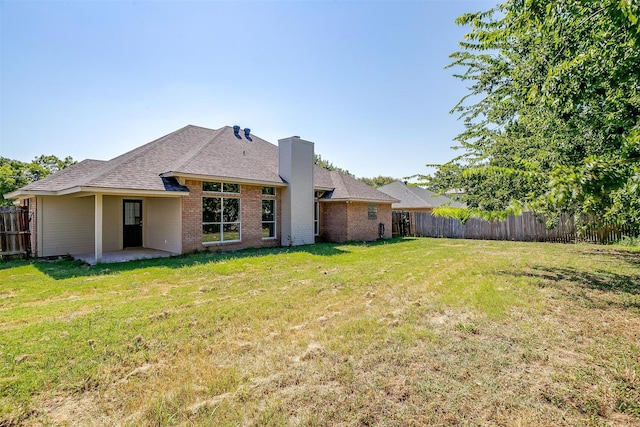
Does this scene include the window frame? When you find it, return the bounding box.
[203,181,241,194]
[261,198,277,240]
[202,182,242,244]
[368,203,378,220]
[314,201,320,236]
[262,186,276,196]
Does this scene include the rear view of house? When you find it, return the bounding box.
[5,125,397,263]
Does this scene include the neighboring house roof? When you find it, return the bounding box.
[7,125,396,204]
[316,169,397,203]
[378,181,466,209]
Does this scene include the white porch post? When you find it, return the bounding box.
[95,193,103,263]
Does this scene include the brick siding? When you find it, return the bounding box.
[318,202,347,242]
[319,201,393,242]
[181,180,281,253]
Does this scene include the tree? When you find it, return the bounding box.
[32,155,76,175]
[423,0,640,227]
[0,155,76,205]
[314,154,354,177]
[358,176,398,188]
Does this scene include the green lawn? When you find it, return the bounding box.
[1,238,639,426]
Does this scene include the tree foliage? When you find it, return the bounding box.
[423,0,640,227]
[314,154,354,177]
[0,155,76,205]
[315,154,400,188]
[358,176,398,188]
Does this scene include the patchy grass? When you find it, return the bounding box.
[1,238,639,426]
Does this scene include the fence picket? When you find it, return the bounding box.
[0,206,31,258]
[399,212,638,244]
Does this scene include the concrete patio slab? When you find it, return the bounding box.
[74,248,174,265]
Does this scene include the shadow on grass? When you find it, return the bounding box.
[503,265,640,311]
[579,246,640,268]
[529,267,640,295]
[15,237,409,280]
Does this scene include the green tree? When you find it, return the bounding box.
[0,155,76,205]
[314,154,354,177]
[358,176,398,188]
[423,0,640,227]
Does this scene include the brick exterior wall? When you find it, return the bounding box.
[345,202,393,241]
[181,180,281,253]
[318,201,393,242]
[318,202,347,242]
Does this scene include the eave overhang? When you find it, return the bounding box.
[319,197,399,204]
[161,171,288,188]
[5,186,189,199]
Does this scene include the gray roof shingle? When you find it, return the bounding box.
[10,125,395,204]
[378,181,465,209]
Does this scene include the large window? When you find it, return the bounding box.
[262,199,276,239]
[262,186,276,239]
[202,182,241,243]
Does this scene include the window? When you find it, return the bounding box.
[368,204,378,220]
[262,199,276,239]
[262,186,275,196]
[203,182,240,194]
[202,197,241,243]
[314,201,320,236]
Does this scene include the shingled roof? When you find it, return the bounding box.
[316,169,397,203]
[7,125,396,204]
[378,181,465,209]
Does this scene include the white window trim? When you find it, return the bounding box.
[202,196,242,245]
[262,198,277,240]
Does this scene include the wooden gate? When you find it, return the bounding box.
[392,211,411,237]
[0,206,31,258]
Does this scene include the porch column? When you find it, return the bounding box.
[95,193,103,263]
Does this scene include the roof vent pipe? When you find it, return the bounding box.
[244,128,252,141]
[233,125,242,139]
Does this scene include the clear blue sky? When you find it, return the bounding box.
[1,0,495,180]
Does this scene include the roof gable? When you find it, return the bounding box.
[378,181,465,208]
[320,171,398,203]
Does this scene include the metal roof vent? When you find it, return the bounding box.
[244,128,252,141]
[233,125,242,139]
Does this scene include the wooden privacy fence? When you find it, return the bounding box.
[407,211,638,244]
[0,206,31,258]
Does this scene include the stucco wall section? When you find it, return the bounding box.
[278,137,315,246]
[102,196,122,252]
[40,195,94,257]
[146,197,182,254]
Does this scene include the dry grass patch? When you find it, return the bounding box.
[1,238,639,426]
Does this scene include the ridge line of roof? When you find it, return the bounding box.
[167,126,224,173]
